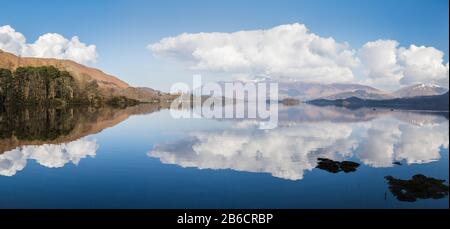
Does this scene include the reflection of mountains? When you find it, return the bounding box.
[149,105,449,181]
[278,104,448,125]
[0,104,167,176]
[182,102,448,125]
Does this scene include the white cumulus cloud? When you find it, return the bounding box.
[149,23,359,84]
[358,40,404,89]
[0,25,97,65]
[149,23,449,90]
[359,40,449,89]
[398,45,449,87]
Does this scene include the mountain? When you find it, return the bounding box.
[323,89,393,100]
[279,81,448,101]
[277,81,388,101]
[213,78,450,102]
[309,92,449,111]
[0,49,172,102]
[392,83,448,98]
[217,79,388,101]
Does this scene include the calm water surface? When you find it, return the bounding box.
[0,104,448,208]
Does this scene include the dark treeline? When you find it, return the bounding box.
[0,66,138,107]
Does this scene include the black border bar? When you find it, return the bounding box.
[0,209,448,227]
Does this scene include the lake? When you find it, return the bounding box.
[0,103,448,208]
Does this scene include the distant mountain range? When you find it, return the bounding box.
[278,81,388,101]
[309,92,449,111]
[321,83,448,101]
[219,78,448,101]
[278,81,448,101]
[0,50,173,103]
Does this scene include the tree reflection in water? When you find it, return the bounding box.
[0,104,168,176]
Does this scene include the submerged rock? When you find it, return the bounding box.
[316,158,340,173]
[340,161,360,173]
[316,158,360,174]
[385,174,449,202]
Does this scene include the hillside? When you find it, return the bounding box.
[0,50,172,102]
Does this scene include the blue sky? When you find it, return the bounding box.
[1,0,449,91]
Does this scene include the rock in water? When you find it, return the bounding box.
[340,161,360,173]
[316,158,360,174]
[385,174,449,202]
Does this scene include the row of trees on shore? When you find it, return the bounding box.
[0,66,138,107]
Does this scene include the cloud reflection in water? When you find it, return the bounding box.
[149,105,449,181]
[0,138,98,176]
